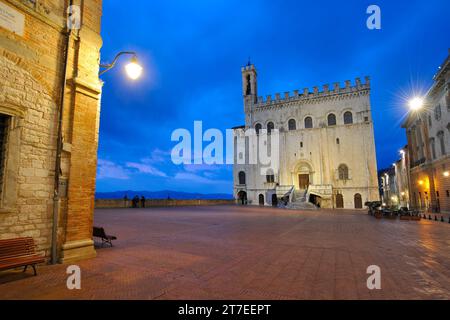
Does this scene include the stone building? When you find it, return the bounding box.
[233,64,379,209]
[402,52,450,213]
[0,0,103,262]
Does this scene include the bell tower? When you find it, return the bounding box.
[241,61,257,112]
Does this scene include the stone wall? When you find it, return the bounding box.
[95,199,235,209]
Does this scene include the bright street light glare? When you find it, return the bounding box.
[125,58,143,80]
[408,97,424,111]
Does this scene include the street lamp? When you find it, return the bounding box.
[99,51,143,80]
[408,97,424,111]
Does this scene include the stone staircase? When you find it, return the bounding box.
[285,188,318,210]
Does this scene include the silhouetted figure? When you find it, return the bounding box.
[132,195,139,208]
[141,196,146,208]
[123,195,128,208]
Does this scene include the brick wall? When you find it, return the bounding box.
[0,0,103,262]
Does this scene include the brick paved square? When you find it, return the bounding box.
[1,205,449,299]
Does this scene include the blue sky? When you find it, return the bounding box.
[96,0,450,194]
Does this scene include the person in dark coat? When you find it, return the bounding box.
[132,195,139,208]
[141,196,146,208]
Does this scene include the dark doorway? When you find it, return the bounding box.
[259,194,264,206]
[310,194,321,208]
[354,193,362,209]
[298,174,309,189]
[237,191,247,205]
[271,194,278,207]
[336,193,344,208]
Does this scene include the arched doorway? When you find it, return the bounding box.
[271,194,278,207]
[258,194,264,206]
[354,193,362,209]
[336,193,344,208]
[237,191,247,205]
[293,161,313,190]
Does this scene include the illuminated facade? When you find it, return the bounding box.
[233,64,379,209]
[402,52,450,212]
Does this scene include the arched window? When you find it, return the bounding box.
[238,171,246,185]
[343,111,353,124]
[255,123,262,135]
[438,131,446,156]
[304,117,313,129]
[338,164,349,180]
[267,122,274,134]
[327,113,336,126]
[288,119,296,131]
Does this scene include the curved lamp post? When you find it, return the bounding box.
[99,51,143,79]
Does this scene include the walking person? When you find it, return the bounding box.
[141,195,146,208]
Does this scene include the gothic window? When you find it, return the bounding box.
[304,116,313,129]
[428,115,432,127]
[343,111,353,124]
[435,104,442,121]
[267,122,274,134]
[430,138,436,159]
[238,171,246,185]
[255,123,262,135]
[338,164,349,180]
[336,138,340,144]
[288,119,296,131]
[327,113,336,126]
[438,131,446,156]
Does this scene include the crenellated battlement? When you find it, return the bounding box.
[254,76,370,106]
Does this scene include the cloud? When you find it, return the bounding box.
[126,162,167,177]
[97,159,130,180]
[173,172,228,185]
[141,148,171,164]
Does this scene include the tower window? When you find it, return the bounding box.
[327,113,336,126]
[255,123,262,135]
[336,138,340,144]
[246,74,251,95]
[304,117,313,129]
[343,111,353,124]
[267,122,274,134]
[288,119,296,131]
[300,141,303,148]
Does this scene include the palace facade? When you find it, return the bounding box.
[233,64,379,209]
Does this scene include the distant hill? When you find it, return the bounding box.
[95,190,234,200]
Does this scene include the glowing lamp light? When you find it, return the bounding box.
[444,171,450,177]
[401,192,405,196]
[409,97,424,111]
[418,180,424,185]
[125,57,143,80]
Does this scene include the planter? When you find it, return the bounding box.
[410,216,421,221]
[400,215,411,221]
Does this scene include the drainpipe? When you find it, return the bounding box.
[51,1,73,265]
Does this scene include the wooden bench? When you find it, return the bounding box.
[93,227,117,247]
[0,237,45,276]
